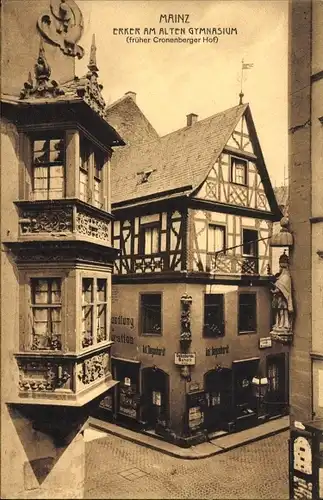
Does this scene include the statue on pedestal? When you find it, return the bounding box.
[270,250,294,344]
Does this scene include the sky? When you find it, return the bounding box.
[76,0,288,188]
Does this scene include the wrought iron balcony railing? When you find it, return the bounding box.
[207,253,259,275]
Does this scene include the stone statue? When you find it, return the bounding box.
[270,251,294,343]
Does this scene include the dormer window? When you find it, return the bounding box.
[231,157,247,185]
[137,169,155,184]
[32,136,65,200]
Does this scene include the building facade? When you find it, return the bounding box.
[288,0,323,425]
[98,94,290,445]
[1,1,124,497]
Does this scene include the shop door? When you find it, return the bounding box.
[266,354,287,417]
[141,367,169,428]
[114,359,140,420]
[233,358,259,429]
[204,368,232,431]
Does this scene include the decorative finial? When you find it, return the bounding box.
[88,34,98,73]
[35,38,51,84]
[20,38,64,100]
[239,91,244,105]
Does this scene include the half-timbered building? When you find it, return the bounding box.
[98,93,290,446]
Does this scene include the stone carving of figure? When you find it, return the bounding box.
[271,251,294,341]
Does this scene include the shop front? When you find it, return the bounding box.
[99,357,141,421]
[266,353,288,417]
[141,366,169,428]
[204,368,233,432]
[232,358,260,431]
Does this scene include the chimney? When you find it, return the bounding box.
[186,113,198,126]
[125,91,136,103]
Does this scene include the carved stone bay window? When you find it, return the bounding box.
[30,278,62,350]
[32,135,65,201]
[82,277,108,348]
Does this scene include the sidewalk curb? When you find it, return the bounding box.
[89,417,290,460]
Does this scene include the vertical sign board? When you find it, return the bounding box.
[186,391,207,431]
[289,429,314,499]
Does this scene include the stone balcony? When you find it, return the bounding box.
[15,199,112,246]
[12,343,117,406]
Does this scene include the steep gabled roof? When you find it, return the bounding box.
[106,94,159,146]
[110,103,248,206]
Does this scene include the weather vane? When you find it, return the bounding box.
[239,59,254,104]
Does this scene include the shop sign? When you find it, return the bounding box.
[100,393,113,411]
[205,345,229,357]
[111,334,134,344]
[142,345,165,356]
[188,407,204,429]
[189,382,200,392]
[259,337,272,349]
[119,406,137,418]
[174,353,196,366]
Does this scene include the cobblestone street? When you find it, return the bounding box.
[85,430,289,499]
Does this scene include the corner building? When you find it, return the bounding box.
[99,94,290,446]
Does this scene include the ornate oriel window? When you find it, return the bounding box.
[238,293,257,334]
[203,294,225,338]
[231,157,247,185]
[140,293,162,335]
[30,278,62,350]
[32,136,65,200]
[82,277,108,348]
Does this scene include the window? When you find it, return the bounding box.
[79,138,91,203]
[30,278,62,350]
[79,137,106,208]
[33,137,65,200]
[207,225,226,254]
[203,294,224,337]
[238,293,257,333]
[96,279,107,343]
[231,157,247,185]
[242,229,258,256]
[82,277,108,348]
[267,363,279,392]
[139,223,160,254]
[93,150,104,209]
[140,294,162,335]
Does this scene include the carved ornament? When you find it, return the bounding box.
[20,208,73,234]
[180,293,192,348]
[61,35,106,117]
[18,360,70,391]
[76,211,109,241]
[37,0,84,58]
[20,40,65,100]
[78,353,109,385]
